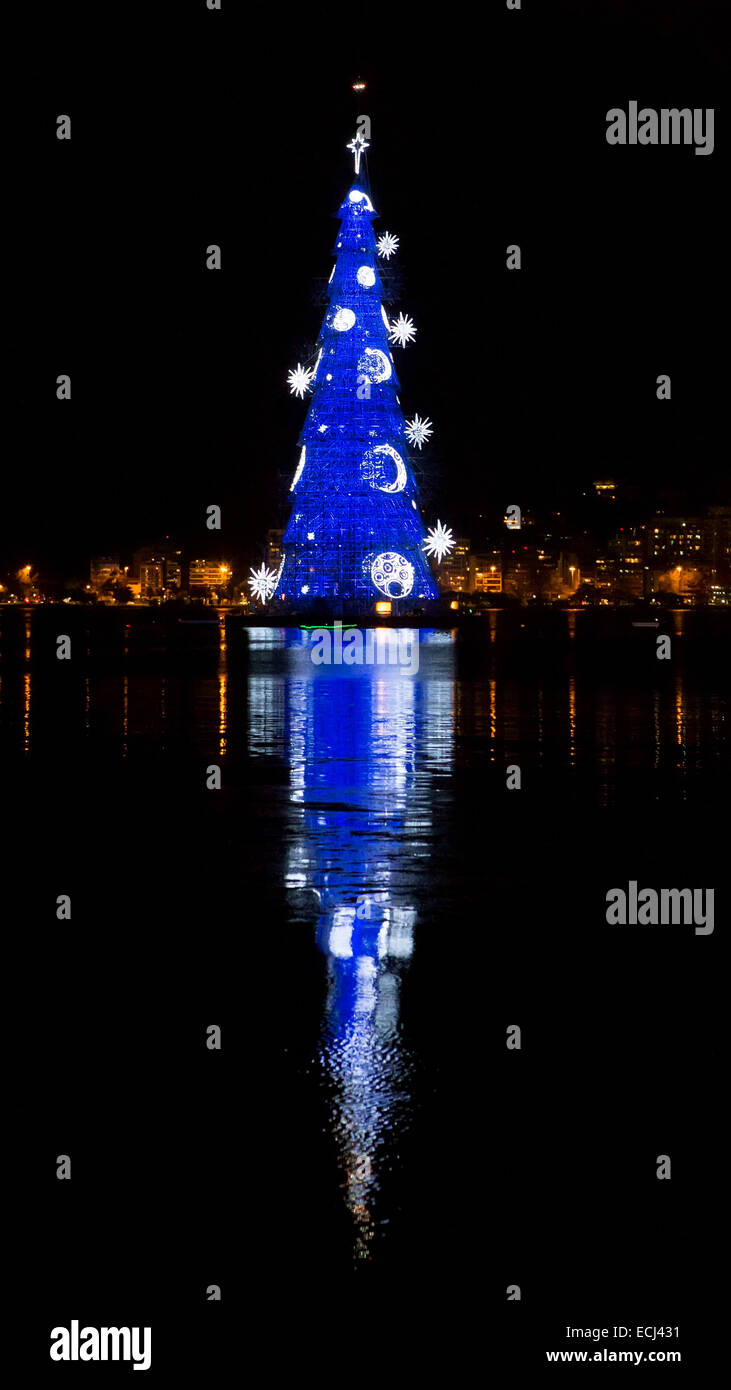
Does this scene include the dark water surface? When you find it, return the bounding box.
[5,606,726,1375]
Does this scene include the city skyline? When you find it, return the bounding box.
[4,488,729,607]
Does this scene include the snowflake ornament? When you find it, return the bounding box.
[405,414,433,450]
[248,564,279,602]
[388,313,417,348]
[377,232,399,260]
[287,363,314,399]
[423,521,455,564]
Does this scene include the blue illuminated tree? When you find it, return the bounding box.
[273,132,441,613]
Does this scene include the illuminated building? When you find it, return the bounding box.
[609,526,647,599]
[502,544,558,601]
[139,560,165,598]
[437,538,471,592]
[469,552,502,594]
[265,529,284,572]
[90,556,120,587]
[188,559,233,597]
[650,516,707,565]
[131,544,182,597]
[708,506,731,581]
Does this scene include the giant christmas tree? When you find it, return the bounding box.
[255,128,449,614]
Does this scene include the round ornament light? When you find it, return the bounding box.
[371,552,415,599]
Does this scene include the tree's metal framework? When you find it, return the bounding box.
[277,178,440,613]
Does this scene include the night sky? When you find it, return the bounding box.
[12,0,728,578]
[8,8,728,1376]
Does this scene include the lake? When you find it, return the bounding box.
[4,605,726,1373]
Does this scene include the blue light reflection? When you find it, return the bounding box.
[249,628,455,1260]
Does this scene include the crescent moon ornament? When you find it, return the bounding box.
[373,444,406,493]
[357,348,392,383]
[361,444,407,493]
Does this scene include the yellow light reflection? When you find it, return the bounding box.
[675,673,686,754]
[122,674,129,757]
[568,671,576,767]
[488,677,497,758]
[218,620,228,757]
[23,672,31,753]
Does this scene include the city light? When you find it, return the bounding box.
[2,505,728,610]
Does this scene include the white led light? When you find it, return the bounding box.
[362,443,407,493]
[405,413,434,449]
[377,231,399,259]
[290,446,306,491]
[423,521,456,563]
[347,133,370,175]
[357,347,392,384]
[287,363,314,398]
[371,552,415,599]
[388,312,417,347]
[348,189,374,211]
[332,306,356,332]
[248,564,279,601]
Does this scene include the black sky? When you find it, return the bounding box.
[11,0,728,577]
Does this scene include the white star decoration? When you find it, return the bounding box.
[388,313,417,347]
[346,132,370,175]
[423,521,455,563]
[248,564,278,602]
[377,231,399,259]
[287,363,314,399]
[405,414,433,449]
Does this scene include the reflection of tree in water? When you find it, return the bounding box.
[274,640,455,1262]
[317,905,416,1262]
[246,630,454,1260]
